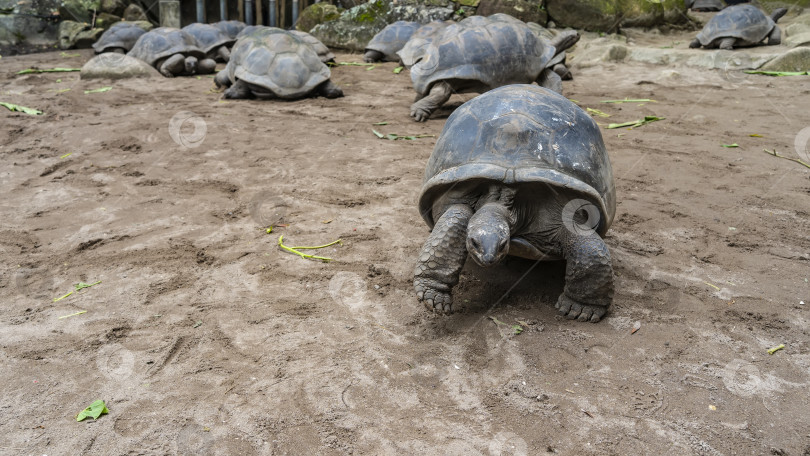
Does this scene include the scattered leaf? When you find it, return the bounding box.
[743,70,809,76]
[762,149,810,169]
[586,107,611,118]
[709,404,717,411]
[84,86,112,94]
[749,134,763,137]
[722,143,739,148]
[704,281,720,291]
[265,227,273,234]
[61,153,72,159]
[58,310,87,319]
[372,129,384,139]
[606,116,664,129]
[393,66,404,74]
[0,101,43,115]
[17,67,81,74]
[60,52,80,57]
[372,129,435,140]
[767,344,785,355]
[76,400,109,422]
[75,280,101,290]
[193,321,203,328]
[601,98,657,104]
[278,235,342,262]
[366,65,376,71]
[372,121,389,125]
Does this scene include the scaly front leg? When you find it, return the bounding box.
[414,204,473,313]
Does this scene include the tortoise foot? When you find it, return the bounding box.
[414,277,454,314]
[555,294,607,323]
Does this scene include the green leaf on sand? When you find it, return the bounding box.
[601,98,656,104]
[586,107,610,118]
[17,67,81,74]
[76,400,109,422]
[488,316,524,335]
[393,66,404,74]
[60,52,80,58]
[744,70,809,76]
[84,87,112,94]
[0,102,43,115]
[606,116,664,129]
[372,129,435,140]
[372,121,389,125]
[278,235,341,262]
[722,143,739,148]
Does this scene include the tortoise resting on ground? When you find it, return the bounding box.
[214,20,246,39]
[182,23,236,62]
[689,4,787,50]
[128,27,216,77]
[414,84,616,322]
[93,21,149,54]
[407,15,567,122]
[214,28,342,100]
[236,26,335,63]
[364,20,420,63]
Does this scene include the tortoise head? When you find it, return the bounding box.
[466,186,515,267]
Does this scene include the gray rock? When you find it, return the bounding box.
[476,0,548,25]
[295,3,344,33]
[81,52,161,79]
[785,23,810,36]
[785,31,810,46]
[59,19,89,49]
[310,0,390,52]
[761,47,810,71]
[388,5,454,23]
[59,0,101,23]
[100,0,125,16]
[123,3,148,22]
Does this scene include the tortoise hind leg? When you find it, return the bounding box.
[767,26,782,46]
[718,37,736,50]
[414,204,473,314]
[317,80,344,99]
[554,228,614,323]
[410,81,452,122]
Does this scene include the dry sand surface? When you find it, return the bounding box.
[1,45,809,455]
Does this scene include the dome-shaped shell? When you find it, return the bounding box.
[396,20,453,68]
[214,20,246,39]
[696,4,775,46]
[224,28,331,99]
[128,27,205,66]
[289,30,335,63]
[366,20,420,61]
[409,16,554,95]
[419,84,616,235]
[182,23,235,54]
[236,24,266,39]
[93,22,148,53]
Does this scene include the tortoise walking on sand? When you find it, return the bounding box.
[215,28,343,100]
[128,27,216,77]
[407,15,563,122]
[364,20,420,63]
[414,84,616,322]
[689,4,787,50]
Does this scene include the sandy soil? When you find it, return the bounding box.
[1,39,809,455]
